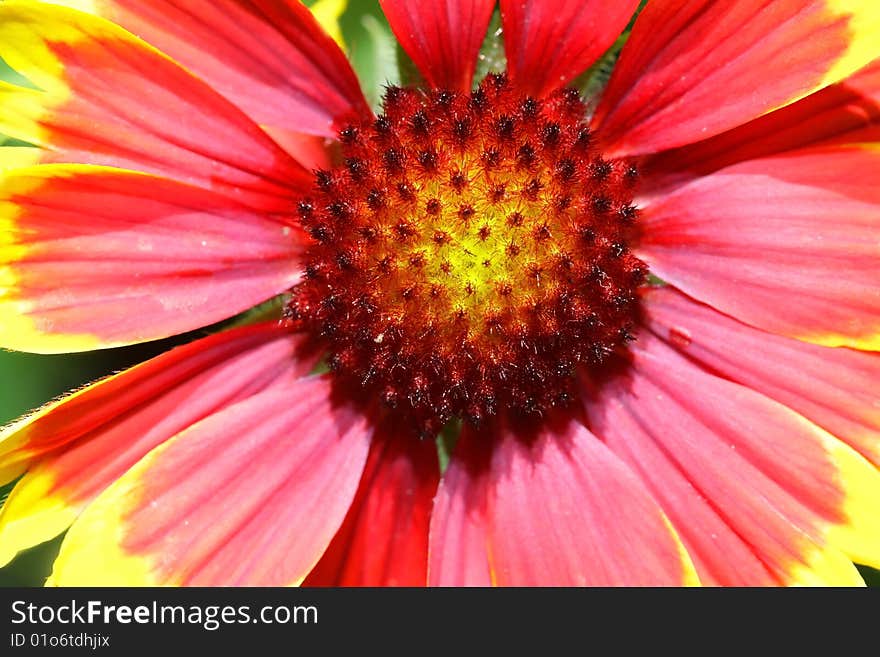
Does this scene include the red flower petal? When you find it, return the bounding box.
[259,127,334,172]
[304,418,439,586]
[460,418,697,586]
[583,333,880,585]
[380,0,495,92]
[49,378,373,586]
[500,0,641,97]
[0,3,310,211]
[644,287,880,468]
[594,0,880,157]
[637,146,880,350]
[0,165,304,352]
[49,0,372,137]
[642,59,880,194]
[0,324,312,566]
[428,425,494,586]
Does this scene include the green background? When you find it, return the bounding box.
[1,0,877,587]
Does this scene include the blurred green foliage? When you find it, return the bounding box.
[336,0,401,107]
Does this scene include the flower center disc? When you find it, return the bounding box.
[288,74,646,437]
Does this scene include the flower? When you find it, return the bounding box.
[0,0,878,586]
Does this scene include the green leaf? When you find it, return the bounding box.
[436,419,462,474]
[0,55,36,88]
[857,564,880,587]
[395,39,423,89]
[473,9,506,85]
[575,0,649,106]
[339,2,399,109]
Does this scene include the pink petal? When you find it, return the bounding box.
[428,425,494,586]
[583,333,876,585]
[641,58,880,194]
[50,378,374,586]
[637,146,880,350]
[644,287,880,467]
[487,416,697,586]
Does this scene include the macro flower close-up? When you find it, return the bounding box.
[0,0,878,587]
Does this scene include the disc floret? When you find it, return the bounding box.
[288,74,646,436]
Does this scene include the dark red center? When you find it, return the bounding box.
[286,73,646,437]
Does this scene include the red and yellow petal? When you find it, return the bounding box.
[43,0,371,138]
[0,147,43,173]
[645,287,880,468]
[308,0,348,50]
[304,418,439,586]
[500,0,641,98]
[594,0,880,157]
[486,416,698,586]
[0,324,312,567]
[380,0,495,93]
[47,379,373,586]
[583,334,880,585]
[0,2,310,211]
[641,58,880,194]
[637,146,880,351]
[0,323,308,479]
[428,425,494,586]
[0,165,304,352]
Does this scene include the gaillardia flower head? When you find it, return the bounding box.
[0,0,878,586]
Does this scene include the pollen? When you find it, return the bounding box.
[287,74,646,437]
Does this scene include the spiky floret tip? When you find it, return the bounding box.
[287,73,645,437]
